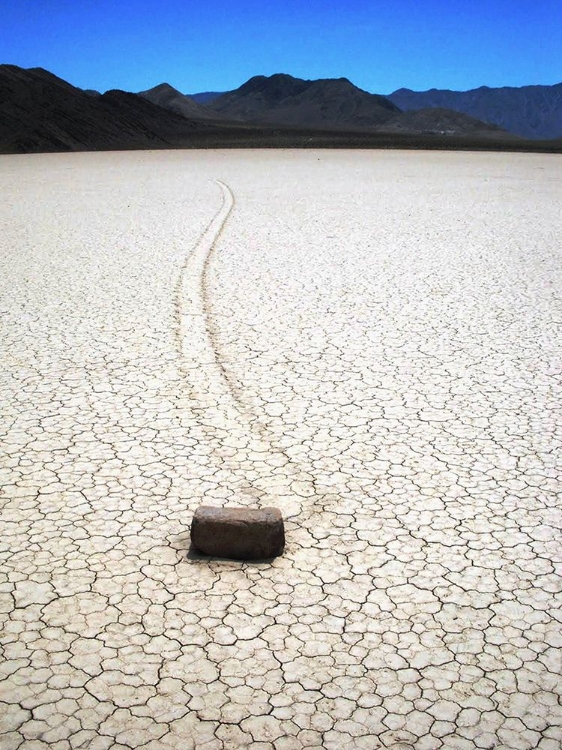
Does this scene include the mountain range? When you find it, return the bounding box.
[1,64,560,154]
[388,84,562,140]
[193,79,562,140]
[140,73,509,138]
[0,65,212,153]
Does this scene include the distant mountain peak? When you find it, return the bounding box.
[145,82,178,93]
[237,73,310,100]
[208,72,399,127]
[138,82,219,120]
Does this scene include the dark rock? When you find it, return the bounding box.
[191,506,285,560]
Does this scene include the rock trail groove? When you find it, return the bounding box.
[178,177,315,519]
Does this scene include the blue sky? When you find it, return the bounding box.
[2,0,561,95]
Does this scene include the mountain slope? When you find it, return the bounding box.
[139,83,218,119]
[208,73,400,127]
[377,108,513,137]
[0,64,206,153]
[189,91,224,104]
[389,83,562,139]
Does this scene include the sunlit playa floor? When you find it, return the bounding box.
[1,149,561,749]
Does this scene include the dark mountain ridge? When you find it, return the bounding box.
[208,73,401,128]
[389,83,562,139]
[0,64,209,153]
[139,83,219,120]
[188,91,225,104]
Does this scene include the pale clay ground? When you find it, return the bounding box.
[0,149,561,750]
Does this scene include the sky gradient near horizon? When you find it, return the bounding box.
[2,0,561,95]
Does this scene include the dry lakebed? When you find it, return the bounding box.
[0,149,561,749]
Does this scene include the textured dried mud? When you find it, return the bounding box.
[0,150,561,749]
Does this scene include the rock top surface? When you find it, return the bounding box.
[191,506,285,560]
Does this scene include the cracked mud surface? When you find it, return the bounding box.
[1,149,561,749]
